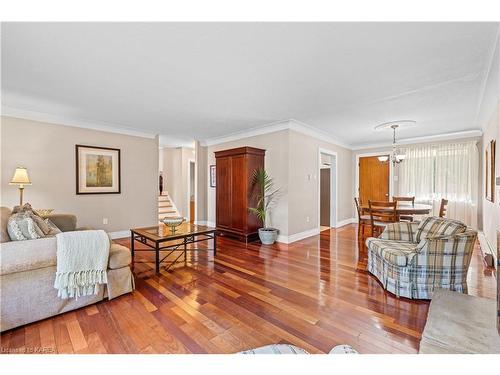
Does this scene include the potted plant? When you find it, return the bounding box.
[248,168,280,245]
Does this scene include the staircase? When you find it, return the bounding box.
[158,192,179,222]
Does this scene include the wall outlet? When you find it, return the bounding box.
[306,216,310,223]
[102,218,108,225]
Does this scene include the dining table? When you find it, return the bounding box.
[361,202,433,218]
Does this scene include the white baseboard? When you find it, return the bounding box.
[277,227,320,244]
[195,220,215,227]
[108,230,130,240]
[335,217,357,228]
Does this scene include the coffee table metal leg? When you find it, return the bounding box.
[184,238,187,263]
[155,242,160,273]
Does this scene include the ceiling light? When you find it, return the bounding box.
[375,124,408,165]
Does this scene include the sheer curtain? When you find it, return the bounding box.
[398,141,479,227]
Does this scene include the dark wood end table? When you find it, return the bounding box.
[130,223,217,273]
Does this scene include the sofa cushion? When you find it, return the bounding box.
[0,207,12,243]
[0,237,57,276]
[108,243,131,269]
[45,214,77,232]
[415,216,466,244]
[366,238,418,266]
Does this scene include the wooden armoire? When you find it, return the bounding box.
[215,146,265,242]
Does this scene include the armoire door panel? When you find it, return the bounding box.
[216,157,232,228]
[230,155,246,231]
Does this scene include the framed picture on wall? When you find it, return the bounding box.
[485,140,496,202]
[76,145,121,194]
[210,165,216,187]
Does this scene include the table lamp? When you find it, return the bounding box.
[9,167,32,206]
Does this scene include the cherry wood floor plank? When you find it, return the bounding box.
[1,225,495,354]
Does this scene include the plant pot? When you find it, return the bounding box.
[258,228,278,245]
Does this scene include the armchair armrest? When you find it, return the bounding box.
[416,230,477,255]
[380,222,419,242]
[44,214,77,232]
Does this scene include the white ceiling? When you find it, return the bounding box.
[2,22,498,148]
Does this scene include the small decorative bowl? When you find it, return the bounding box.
[161,216,185,233]
[34,209,54,217]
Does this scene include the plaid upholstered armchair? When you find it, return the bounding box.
[366,217,477,299]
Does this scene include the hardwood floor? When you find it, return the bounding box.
[0,224,496,354]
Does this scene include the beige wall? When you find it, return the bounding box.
[482,105,500,249]
[288,130,353,234]
[195,141,208,222]
[1,116,158,233]
[205,128,353,239]
[160,146,195,219]
[478,33,500,251]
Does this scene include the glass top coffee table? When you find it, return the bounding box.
[130,223,217,273]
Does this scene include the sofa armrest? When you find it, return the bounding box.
[380,222,419,242]
[0,237,57,276]
[108,243,131,269]
[45,214,77,232]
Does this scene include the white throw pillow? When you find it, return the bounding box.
[7,213,43,241]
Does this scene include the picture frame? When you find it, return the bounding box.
[210,165,216,187]
[76,145,121,194]
[485,140,496,202]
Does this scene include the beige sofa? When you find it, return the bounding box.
[0,207,134,332]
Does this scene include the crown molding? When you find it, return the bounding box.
[200,119,291,146]
[287,119,350,149]
[1,106,157,139]
[200,118,350,149]
[351,129,483,150]
[2,105,484,151]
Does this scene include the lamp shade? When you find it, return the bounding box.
[9,167,32,185]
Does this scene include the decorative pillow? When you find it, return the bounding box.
[44,218,62,235]
[12,203,35,214]
[415,216,467,244]
[7,212,44,241]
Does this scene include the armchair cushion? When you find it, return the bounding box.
[380,222,419,242]
[365,238,418,266]
[415,216,466,244]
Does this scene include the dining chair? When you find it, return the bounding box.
[392,196,415,222]
[368,200,398,237]
[354,197,371,240]
[439,198,448,218]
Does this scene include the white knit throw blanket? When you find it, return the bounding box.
[54,230,110,299]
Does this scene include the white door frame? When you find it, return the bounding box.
[355,151,394,201]
[318,147,338,229]
[187,159,195,222]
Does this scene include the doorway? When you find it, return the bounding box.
[318,149,337,230]
[189,160,195,223]
[358,155,390,204]
[320,167,331,230]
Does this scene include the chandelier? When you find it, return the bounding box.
[377,124,406,164]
